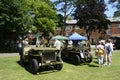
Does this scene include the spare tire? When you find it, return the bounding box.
[86,53,92,63]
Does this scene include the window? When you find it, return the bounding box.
[108,24,111,28]
[75,25,80,29]
[117,23,120,28]
[66,25,72,30]
[106,30,111,35]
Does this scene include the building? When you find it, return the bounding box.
[107,17,120,38]
[107,17,120,49]
[56,17,120,43]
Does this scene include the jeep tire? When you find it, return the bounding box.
[54,64,63,70]
[29,59,39,74]
[20,54,25,65]
[70,54,80,65]
[86,53,92,63]
[54,57,63,70]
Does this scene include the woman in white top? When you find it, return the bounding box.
[96,41,105,67]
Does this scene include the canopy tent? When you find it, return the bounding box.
[69,32,87,40]
[52,35,69,40]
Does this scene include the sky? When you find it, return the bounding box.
[50,0,117,18]
[104,0,117,17]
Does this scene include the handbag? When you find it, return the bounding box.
[95,49,104,55]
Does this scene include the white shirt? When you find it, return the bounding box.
[97,44,104,49]
[68,40,73,45]
[105,42,113,53]
[54,39,62,50]
[109,42,113,52]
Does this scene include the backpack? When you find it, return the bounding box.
[106,45,111,53]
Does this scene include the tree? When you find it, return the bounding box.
[0,0,58,35]
[53,0,77,35]
[41,0,54,6]
[108,0,120,17]
[0,0,34,34]
[57,14,64,28]
[73,0,110,40]
[32,0,58,35]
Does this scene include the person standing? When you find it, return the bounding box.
[104,39,113,65]
[17,36,23,56]
[22,36,29,47]
[95,41,105,67]
[54,39,62,50]
[54,39,63,57]
[109,39,114,62]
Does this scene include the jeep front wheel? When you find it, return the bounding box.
[29,59,39,74]
[86,53,92,63]
[54,64,63,70]
[20,55,26,65]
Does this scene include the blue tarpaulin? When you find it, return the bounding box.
[69,32,87,40]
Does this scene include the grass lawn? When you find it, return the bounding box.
[0,50,120,80]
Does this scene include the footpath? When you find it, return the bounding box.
[0,53,19,57]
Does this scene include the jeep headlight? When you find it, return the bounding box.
[55,51,57,55]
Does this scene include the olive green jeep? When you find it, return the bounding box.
[61,40,92,65]
[19,34,63,74]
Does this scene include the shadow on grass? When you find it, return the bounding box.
[62,57,98,67]
[62,57,83,66]
[17,61,59,75]
[87,63,98,67]
[62,58,75,65]
[93,60,98,64]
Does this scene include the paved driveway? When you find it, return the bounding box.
[0,53,19,57]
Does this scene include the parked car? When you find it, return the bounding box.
[113,37,120,49]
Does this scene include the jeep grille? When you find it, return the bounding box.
[42,51,56,61]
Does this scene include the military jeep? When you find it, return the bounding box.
[19,34,63,74]
[61,40,92,65]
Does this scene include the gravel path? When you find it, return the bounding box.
[0,53,19,57]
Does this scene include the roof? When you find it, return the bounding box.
[66,17,120,24]
[66,20,77,24]
[111,34,120,37]
[107,17,120,22]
